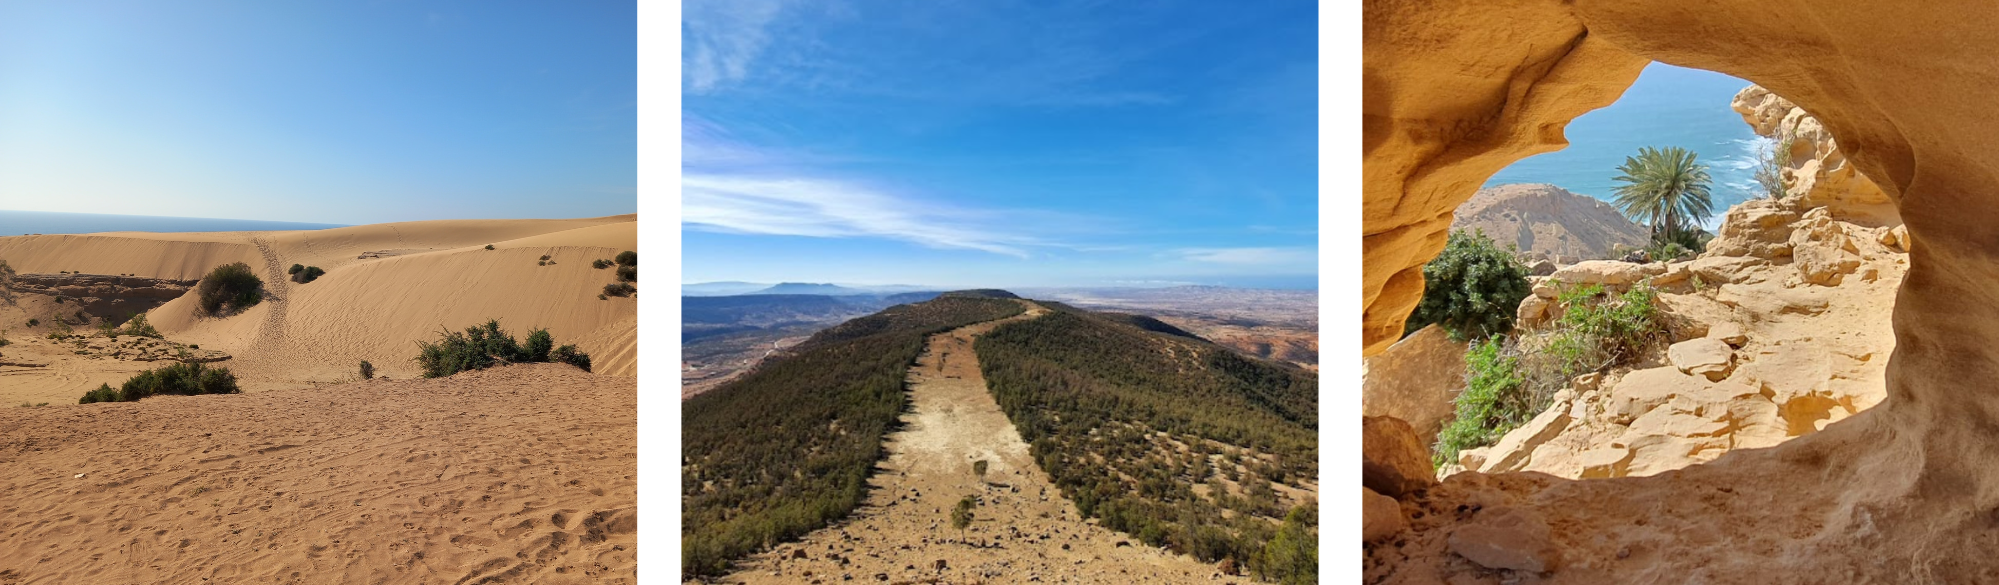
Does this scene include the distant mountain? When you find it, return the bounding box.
[751,282,873,296]
[1452,183,1649,262]
[683,281,773,296]
[881,291,944,305]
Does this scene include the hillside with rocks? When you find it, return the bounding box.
[1451,183,1650,263]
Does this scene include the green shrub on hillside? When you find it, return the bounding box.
[1251,504,1318,585]
[681,296,1024,578]
[196,262,262,314]
[291,266,326,284]
[1435,337,1529,467]
[951,496,976,530]
[80,362,241,403]
[614,250,636,266]
[288,264,304,275]
[603,282,635,297]
[1435,283,1664,467]
[615,264,637,283]
[120,313,162,338]
[592,259,613,269]
[414,319,589,377]
[1404,230,1532,341]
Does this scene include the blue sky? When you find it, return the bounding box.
[682,0,1318,289]
[1486,63,1765,229]
[0,1,634,225]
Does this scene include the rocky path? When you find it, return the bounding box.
[721,301,1236,585]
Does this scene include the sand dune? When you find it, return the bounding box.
[0,363,635,584]
[0,214,638,396]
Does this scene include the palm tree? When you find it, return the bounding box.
[1610,146,1715,245]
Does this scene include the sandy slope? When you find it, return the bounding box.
[721,302,1237,585]
[0,214,638,396]
[0,363,634,584]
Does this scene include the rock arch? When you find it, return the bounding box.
[1366,0,1999,580]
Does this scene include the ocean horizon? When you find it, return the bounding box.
[1484,63,1769,230]
[0,210,347,236]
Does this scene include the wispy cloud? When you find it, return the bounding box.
[1174,247,1315,265]
[683,0,788,93]
[683,174,1043,258]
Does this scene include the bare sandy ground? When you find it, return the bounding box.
[718,302,1240,585]
[0,215,639,401]
[0,363,635,584]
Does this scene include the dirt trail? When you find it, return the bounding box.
[723,301,1237,584]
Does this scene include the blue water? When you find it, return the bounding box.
[1484,63,1769,229]
[0,210,345,236]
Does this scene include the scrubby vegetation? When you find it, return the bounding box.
[1436,283,1665,466]
[1404,229,1532,341]
[602,282,636,297]
[614,250,636,266]
[681,296,1024,578]
[79,362,241,404]
[1755,134,1796,199]
[359,360,374,380]
[484,244,494,250]
[413,320,590,378]
[0,259,15,304]
[196,262,263,314]
[118,313,161,338]
[1251,504,1318,584]
[975,304,1317,575]
[615,264,636,282]
[592,258,613,269]
[289,265,325,284]
[951,496,976,531]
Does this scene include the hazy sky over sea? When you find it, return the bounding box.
[0,2,634,225]
[681,0,1317,289]
[1485,63,1768,230]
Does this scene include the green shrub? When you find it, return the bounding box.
[359,360,374,380]
[591,259,613,269]
[291,266,325,284]
[524,328,554,362]
[972,459,988,479]
[1436,283,1664,466]
[120,314,162,338]
[46,317,72,340]
[196,262,263,314]
[539,254,551,261]
[484,244,494,250]
[81,362,241,403]
[80,384,118,404]
[552,344,592,372]
[614,250,636,266]
[416,320,588,377]
[26,318,38,327]
[288,264,304,275]
[1250,504,1317,585]
[1435,337,1529,467]
[603,282,635,297]
[951,496,976,530]
[615,264,637,283]
[1404,230,1532,341]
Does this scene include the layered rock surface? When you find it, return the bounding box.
[1364,0,1999,580]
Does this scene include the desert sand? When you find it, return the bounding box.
[0,363,634,584]
[719,301,1237,585]
[0,214,639,403]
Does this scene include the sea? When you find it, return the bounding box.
[1483,63,1771,229]
[0,210,345,236]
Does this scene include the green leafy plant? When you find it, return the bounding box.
[1612,146,1716,247]
[1404,229,1533,341]
[196,262,263,314]
[119,313,162,338]
[1435,337,1528,467]
[951,496,976,531]
[80,362,241,404]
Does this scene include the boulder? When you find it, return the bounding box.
[1362,487,1406,543]
[1516,295,1552,329]
[1478,407,1570,473]
[1667,338,1736,381]
[1689,256,1769,286]
[1707,322,1748,347]
[1576,446,1632,479]
[1362,325,1468,440]
[1545,260,1664,291]
[1529,260,1557,276]
[1363,416,1438,498]
[1703,198,1801,258]
[1447,506,1558,573]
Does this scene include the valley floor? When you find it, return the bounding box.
[717,301,1237,584]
